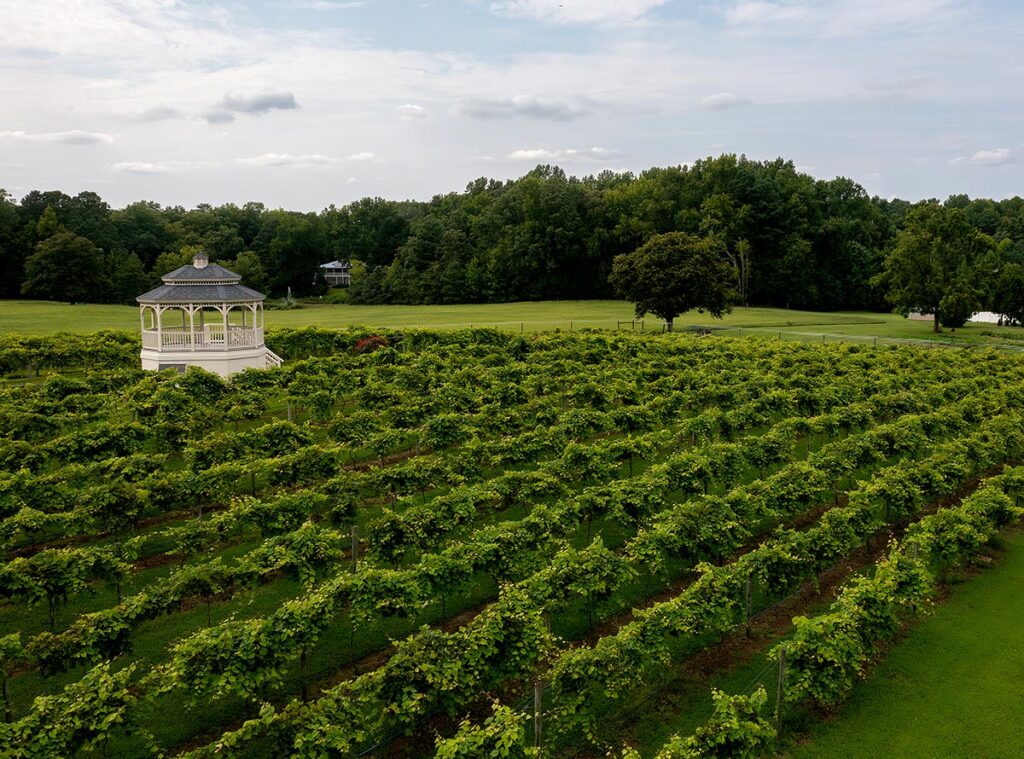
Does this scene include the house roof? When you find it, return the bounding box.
[320,260,350,270]
[136,283,265,304]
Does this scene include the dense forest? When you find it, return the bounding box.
[2,154,1023,311]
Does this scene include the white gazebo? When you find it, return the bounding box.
[136,251,282,376]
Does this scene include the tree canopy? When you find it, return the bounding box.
[21,232,108,303]
[609,232,736,331]
[1,155,1024,314]
[874,203,995,332]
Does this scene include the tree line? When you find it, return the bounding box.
[2,154,1023,319]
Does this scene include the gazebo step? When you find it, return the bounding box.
[264,348,284,368]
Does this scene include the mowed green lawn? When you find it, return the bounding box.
[786,529,1024,759]
[2,298,1022,346]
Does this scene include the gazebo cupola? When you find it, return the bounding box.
[136,252,282,376]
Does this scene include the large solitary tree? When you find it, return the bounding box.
[874,203,993,332]
[609,232,737,332]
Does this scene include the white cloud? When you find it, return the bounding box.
[128,105,183,122]
[508,146,619,161]
[396,104,428,119]
[0,129,116,145]
[459,95,587,121]
[348,151,377,161]
[949,148,1016,167]
[700,92,752,110]
[238,153,343,167]
[722,0,964,37]
[111,162,172,174]
[724,1,809,26]
[291,0,368,8]
[111,160,218,173]
[489,0,669,24]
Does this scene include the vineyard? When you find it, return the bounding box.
[0,327,1022,758]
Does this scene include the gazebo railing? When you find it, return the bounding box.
[142,326,264,351]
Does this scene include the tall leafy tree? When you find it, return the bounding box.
[0,189,23,298]
[21,232,109,303]
[104,250,151,304]
[609,232,736,332]
[991,262,1024,325]
[874,203,993,332]
[111,201,176,268]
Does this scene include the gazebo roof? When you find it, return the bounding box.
[137,252,266,304]
[136,283,265,304]
[161,262,242,284]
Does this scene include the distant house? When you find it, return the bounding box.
[320,260,351,287]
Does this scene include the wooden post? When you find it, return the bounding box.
[775,646,786,734]
[745,574,753,637]
[351,524,358,572]
[286,398,292,422]
[534,680,543,757]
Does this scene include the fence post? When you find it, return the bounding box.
[350,524,358,572]
[745,574,753,637]
[775,646,787,735]
[534,680,543,757]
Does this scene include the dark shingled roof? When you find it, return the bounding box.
[162,263,242,283]
[136,283,265,304]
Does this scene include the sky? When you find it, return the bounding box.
[0,0,1021,211]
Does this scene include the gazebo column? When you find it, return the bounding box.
[221,305,229,347]
[188,306,196,351]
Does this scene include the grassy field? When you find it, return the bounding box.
[2,298,1022,347]
[783,528,1024,759]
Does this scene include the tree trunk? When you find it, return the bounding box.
[933,311,941,333]
[666,316,674,333]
